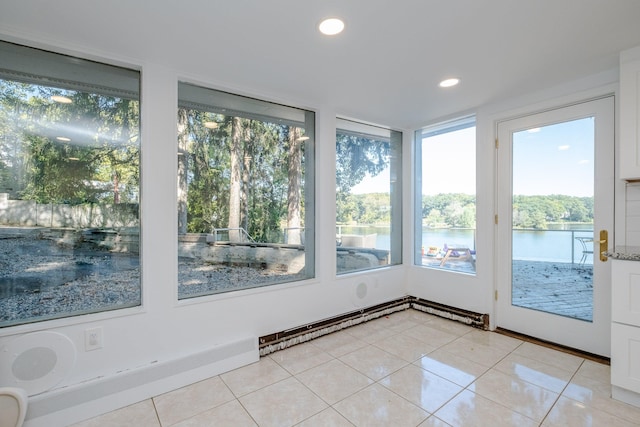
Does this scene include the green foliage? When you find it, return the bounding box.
[335,131,395,226]
[336,192,391,225]
[419,193,593,230]
[512,194,593,229]
[422,193,476,228]
[336,133,389,193]
[0,80,140,205]
[179,109,306,242]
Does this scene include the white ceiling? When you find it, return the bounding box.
[3,0,640,129]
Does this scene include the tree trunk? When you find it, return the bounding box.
[113,172,120,204]
[241,131,252,237]
[228,117,243,242]
[287,127,302,244]
[177,109,189,235]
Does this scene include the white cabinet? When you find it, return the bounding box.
[611,260,640,407]
[612,259,640,325]
[620,46,640,180]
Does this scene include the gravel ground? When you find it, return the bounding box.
[0,236,302,326]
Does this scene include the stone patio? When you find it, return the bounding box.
[512,260,593,321]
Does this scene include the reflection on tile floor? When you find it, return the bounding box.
[72,310,640,427]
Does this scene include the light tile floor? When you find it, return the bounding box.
[72,310,640,427]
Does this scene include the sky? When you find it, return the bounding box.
[351,126,476,195]
[512,117,594,197]
[350,118,594,197]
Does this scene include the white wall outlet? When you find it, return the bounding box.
[84,327,103,351]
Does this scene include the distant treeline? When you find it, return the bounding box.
[336,192,392,225]
[511,194,593,229]
[334,192,592,229]
[421,193,592,229]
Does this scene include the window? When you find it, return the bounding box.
[336,118,402,274]
[415,117,476,274]
[177,83,315,298]
[0,41,141,327]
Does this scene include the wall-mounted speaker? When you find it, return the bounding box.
[0,331,76,396]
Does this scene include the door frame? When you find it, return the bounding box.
[495,95,615,357]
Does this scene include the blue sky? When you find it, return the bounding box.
[513,117,594,197]
[350,118,593,197]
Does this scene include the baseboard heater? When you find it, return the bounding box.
[411,297,489,330]
[259,297,489,356]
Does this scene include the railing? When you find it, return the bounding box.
[283,227,305,244]
[210,227,255,243]
[512,228,594,265]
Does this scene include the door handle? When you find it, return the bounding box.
[598,229,608,262]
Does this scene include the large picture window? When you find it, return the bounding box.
[177,83,315,298]
[0,41,141,327]
[336,119,402,274]
[415,117,476,274]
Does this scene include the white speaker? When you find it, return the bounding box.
[0,331,76,396]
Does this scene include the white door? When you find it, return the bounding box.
[496,96,614,357]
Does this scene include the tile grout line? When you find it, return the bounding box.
[537,358,586,427]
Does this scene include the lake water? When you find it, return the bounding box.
[338,224,594,265]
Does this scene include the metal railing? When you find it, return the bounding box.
[512,228,594,265]
[210,227,255,243]
[283,227,305,244]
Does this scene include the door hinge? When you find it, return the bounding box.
[494,214,498,225]
[495,138,499,149]
[495,290,498,301]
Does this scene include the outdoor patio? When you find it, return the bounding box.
[512,260,593,322]
[423,257,594,322]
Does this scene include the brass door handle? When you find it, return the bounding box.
[599,230,608,262]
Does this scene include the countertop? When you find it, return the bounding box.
[605,246,640,261]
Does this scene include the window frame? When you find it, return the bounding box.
[335,118,403,275]
[0,40,142,328]
[414,116,476,274]
[176,82,316,299]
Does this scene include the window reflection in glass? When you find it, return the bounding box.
[0,41,141,327]
[177,83,315,298]
[336,118,402,274]
[415,117,476,274]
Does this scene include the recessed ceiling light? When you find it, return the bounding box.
[319,18,345,35]
[51,95,72,104]
[439,78,460,88]
[204,121,218,129]
[56,136,71,142]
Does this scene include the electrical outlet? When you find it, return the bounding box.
[85,327,103,351]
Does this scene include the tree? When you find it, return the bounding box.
[286,126,303,244]
[335,133,390,225]
[1,84,140,206]
[336,134,389,193]
[175,108,308,244]
[177,108,189,234]
[228,117,243,242]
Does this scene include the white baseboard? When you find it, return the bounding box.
[24,336,258,427]
[612,385,640,409]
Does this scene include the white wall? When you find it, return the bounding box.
[0,9,631,426]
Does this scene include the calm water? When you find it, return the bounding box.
[338,224,594,265]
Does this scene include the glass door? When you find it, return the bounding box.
[496,97,614,356]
